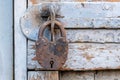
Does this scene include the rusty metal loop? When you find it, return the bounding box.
[49,5,56,42]
[38,20,66,40]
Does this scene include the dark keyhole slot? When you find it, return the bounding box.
[50,61,54,68]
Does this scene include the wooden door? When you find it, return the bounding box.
[15,0,120,80]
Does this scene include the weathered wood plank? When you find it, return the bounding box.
[28,71,59,80]
[21,3,120,30]
[15,0,27,80]
[64,29,120,43]
[95,70,120,80]
[28,0,60,6]
[65,0,120,2]
[20,2,120,40]
[28,0,120,5]
[28,40,120,70]
[60,71,95,80]
[22,29,120,42]
[0,0,13,80]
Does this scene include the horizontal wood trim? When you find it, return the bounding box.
[21,2,120,40]
[61,71,95,80]
[56,29,120,43]
[28,0,120,5]
[95,70,120,80]
[28,40,120,70]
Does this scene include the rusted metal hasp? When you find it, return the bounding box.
[20,2,120,41]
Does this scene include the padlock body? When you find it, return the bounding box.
[35,37,68,70]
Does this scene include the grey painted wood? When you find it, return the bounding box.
[28,71,59,80]
[28,0,60,6]
[95,70,120,80]
[28,40,120,70]
[0,0,13,80]
[15,0,27,80]
[21,27,120,42]
[60,71,95,80]
[28,0,120,5]
[20,2,120,40]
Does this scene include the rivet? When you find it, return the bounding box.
[25,30,29,34]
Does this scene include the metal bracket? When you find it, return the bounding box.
[20,2,120,41]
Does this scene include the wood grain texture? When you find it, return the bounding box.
[28,71,59,80]
[0,0,13,80]
[21,28,120,42]
[28,0,60,6]
[95,70,120,80]
[63,29,120,43]
[61,0,120,2]
[15,0,27,80]
[28,0,120,4]
[60,71,95,80]
[21,3,120,30]
[28,40,120,70]
[20,2,120,40]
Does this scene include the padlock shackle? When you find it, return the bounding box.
[38,20,66,39]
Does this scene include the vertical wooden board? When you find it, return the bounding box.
[60,71,95,80]
[95,70,120,80]
[0,0,13,80]
[15,0,27,80]
[28,71,59,80]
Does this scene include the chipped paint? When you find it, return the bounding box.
[82,53,94,61]
[21,2,120,40]
[28,41,120,70]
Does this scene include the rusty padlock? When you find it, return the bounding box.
[33,20,68,70]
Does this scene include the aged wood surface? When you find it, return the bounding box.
[0,0,13,80]
[95,70,120,80]
[15,0,27,80]
[26,1,120,80]
[60,71,95,80]
[21,28,120,42]
[28,0,120,5]
[28,40,120,70]
[61,0,120,2]
[21,2,120,40]
[29,0,60,6]
[63,29,120,43]
[28,71,59,80]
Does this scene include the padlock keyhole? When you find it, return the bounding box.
[50,60,54,68]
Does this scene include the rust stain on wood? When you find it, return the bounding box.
[92,0,120,2]
[30,0,38,4]
[82,53,94,61]
[75,0,86,2]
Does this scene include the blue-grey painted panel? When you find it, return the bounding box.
[0,0,13,80]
